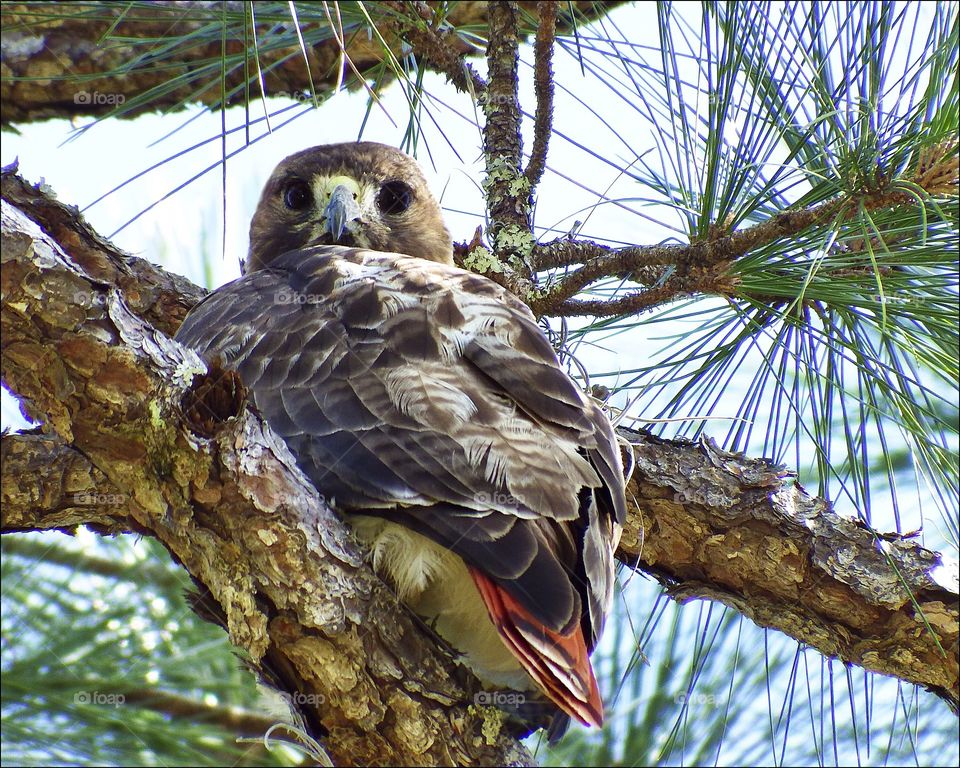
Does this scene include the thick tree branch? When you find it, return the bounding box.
[615,430,959,712]
[3,166,960,716]
[1,429,134,534]
[6,414,958,714]
[0,1,619,127]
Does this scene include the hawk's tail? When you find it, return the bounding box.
[469,567,604,729]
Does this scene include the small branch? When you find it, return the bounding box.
[1,510,183,592]
[531,255,739,318]
[530,236,677,272]
[545,287,677,319]
[526,147,957,318]
[523,2,557,192]
[530,199,847,314]
[121,688,286,739]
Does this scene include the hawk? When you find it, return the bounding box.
[175,142,627,738]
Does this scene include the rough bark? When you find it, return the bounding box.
[3,164,958,763]
[0,1,619,127]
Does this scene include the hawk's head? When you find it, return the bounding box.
[246,142,454,273]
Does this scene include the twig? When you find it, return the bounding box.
[530,198,848,314]
[523,1,557,191]
[536,267,739,317]
[545,288,677,319]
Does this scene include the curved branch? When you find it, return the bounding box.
[615,430,959,712]
[523,2,557,192]
[525,144,958,318]
[527,200,846,315]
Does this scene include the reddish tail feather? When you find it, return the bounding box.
[469,567,604,728]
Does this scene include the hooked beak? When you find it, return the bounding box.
[324,184,362,243]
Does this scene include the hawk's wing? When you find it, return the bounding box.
[175,245,626,725]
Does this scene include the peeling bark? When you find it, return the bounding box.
[3,167,958,749]
[617,431,959,711]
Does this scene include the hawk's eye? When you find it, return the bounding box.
[377,181,412,215]
[283,180,312,211]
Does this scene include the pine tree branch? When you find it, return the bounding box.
[381,0,487,96]
[615,429,959,713]
[526,201,847,316]
[480,0,534,288]
[0,1,620,127]
[1,430,133,535]
[4,167,957,723]
[0,517,187,591]
[120,688,288,740]
[5,419,958,714]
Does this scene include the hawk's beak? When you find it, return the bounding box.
[324,184,362,243]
